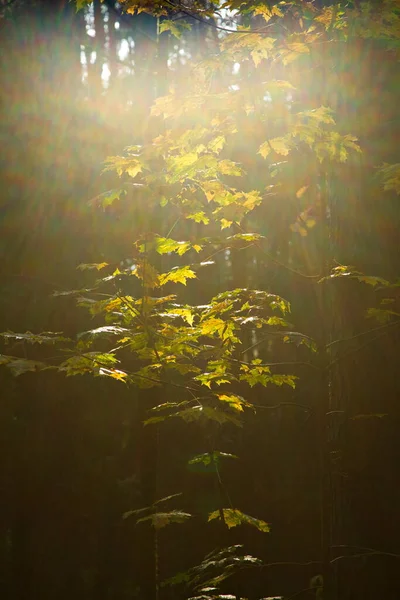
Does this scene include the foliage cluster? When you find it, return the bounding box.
[1,1,400,598]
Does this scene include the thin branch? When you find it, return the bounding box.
[236,223,321,279]
[287,587,316,600]
[229,356,318,370]
[85,355,202,393]
[330,551,398,564]
[253,401,312,412]
[242,332,317,356]
[163,0,278,35]
[331,544,400,560]
[326,319,400,349]
[260,560,322,569]
[327,327,397,370]
[165,216,181,239]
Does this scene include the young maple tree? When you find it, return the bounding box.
[2,1,400,598]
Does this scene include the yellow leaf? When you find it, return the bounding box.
[217,393,249,412]
[77,262,108,271]
[281,42,309,65]
[220,218,233,229]
[258,142,271,159]
[296,186,309,198]
[305,218,316,229]
[208,135,226,154]
[170,308,194,326]
[186,211,210,225]
[159,266,197,286]
[99,368,128,382]
[287,42,310,54]
[218,159,243,176]
[268,137,291,156]
[201,180,227,203]
[126,163,142,178]
[133,262,160,289]
[208,508,270,532]
[253,4,283,22]
[250,36,275,67]
[201,317,226,337]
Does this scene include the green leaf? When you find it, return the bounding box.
[202,406,242,427]
[59,352,118,377]
[75,0,94,11]
[161,571,191,587]
[77,326,129,339]
[0,357,48,376]
[356,275,390,287]
[208,508,270,532]
[159,19,192,39]
[239,362,297,389]
[90,189,124,209]
[137,510,191,529]
[0,331,70,345]
[77,262,108,271]
[379,162,400,195]
[154,493,183,506]
[188,451,238,466]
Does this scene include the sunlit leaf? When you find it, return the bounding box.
[208,508,270,532]
[98,368,128,382]
[137,510,191,529]
[217,393,250,412]
[350,413,388,420]
[188,451,238,466]
[0,331,70,345]
[253,4,284,22]
[186,211,210,224]
[258,142,271,159]
[296,186,309,198]
[268,137,292,156]
[159,266,197,286]
[217,160,244,176]
[159,19,191,39]
[77,262,108,271]
[78,326,129,339]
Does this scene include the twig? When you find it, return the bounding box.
[260,560,322,570]
[163,0,277,36]
[327,327,397,370]
[253,401,312,412]
[331,544,400,560]
[287,587,316,600]
[326,319,400,349]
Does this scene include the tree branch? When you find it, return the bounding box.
[326,319,400,349]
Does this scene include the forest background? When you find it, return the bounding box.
[0,1,400,599]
